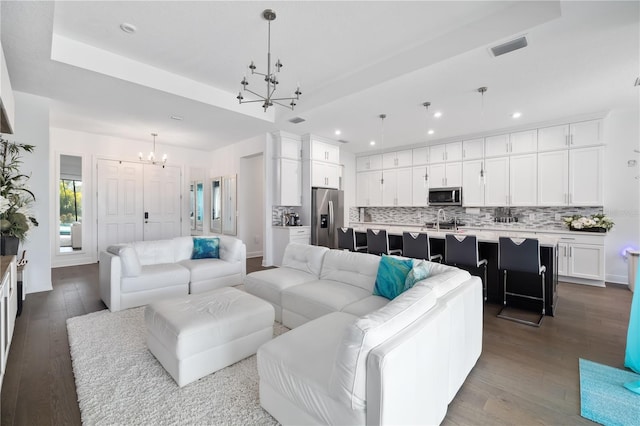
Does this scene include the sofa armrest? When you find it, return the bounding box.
[365,303,450,426]
[99,251,122,312]
[219,236,247,278]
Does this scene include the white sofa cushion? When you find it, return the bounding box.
[281,243,328,277]
[258,311,364,425]
[341,295,388,317]
[282,280,371,322]
[121,263,190,293]
[329,282,437,410]
[107,245,141,277]
[173,236,194,261]
[319,250,380,292]
[132,239,175,265]
[244,267,318,308]
[178,258,241,283]
[411,260,472,298]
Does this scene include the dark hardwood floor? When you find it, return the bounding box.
[0,258,631,425]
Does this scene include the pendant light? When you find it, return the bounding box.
[379,114,386,185]
[422,102,431,186]
[477,87,488,184]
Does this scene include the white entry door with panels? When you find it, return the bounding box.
[97,159,182,253]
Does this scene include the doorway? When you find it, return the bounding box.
[239,154,264,258]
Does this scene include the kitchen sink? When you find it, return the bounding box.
[423,221,465,231]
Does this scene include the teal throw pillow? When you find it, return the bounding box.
[373,255,414,300]
[405,261,431,291]
[192,237,220,259]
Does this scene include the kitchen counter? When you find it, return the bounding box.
[350,222,558,316]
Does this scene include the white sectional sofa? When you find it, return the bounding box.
[245,242,483,425]
[99,235,246,312]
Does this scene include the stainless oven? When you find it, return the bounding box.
[428,187,462,206]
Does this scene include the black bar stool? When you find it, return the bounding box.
[444,234,488,301]
[497,237,546,327]
[402,232,442,262]
[337,227,367,252]
[366,229,402,256]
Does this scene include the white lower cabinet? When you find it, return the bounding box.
[382,168,412,206]
[557,234,605,284]
[272,226,311,266]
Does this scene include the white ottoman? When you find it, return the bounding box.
[145,286,275,387]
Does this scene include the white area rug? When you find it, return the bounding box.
[67,307,287,425]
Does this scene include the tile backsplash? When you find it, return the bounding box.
[349,206,604,230]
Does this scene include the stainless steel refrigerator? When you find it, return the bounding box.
[311,187,344,249]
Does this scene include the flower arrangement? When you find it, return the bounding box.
[563,213,613,232]
[0,135,38,241]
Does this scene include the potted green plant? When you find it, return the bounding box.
[0,134,38,255]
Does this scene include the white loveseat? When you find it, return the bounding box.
[99,235,246,312]
[245,243,482,425]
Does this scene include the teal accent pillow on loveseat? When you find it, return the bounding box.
[192,237,220,259]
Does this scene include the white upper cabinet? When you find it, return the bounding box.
[484,156,510,206]
[274,135,301,159]
[429,141,462,163]
[537,150,569,205]
[357,171,383,206]
[382,149,412,169]
[274,158,302,206]
[510,130,537,154]
[311,161,339,189]
[412,166,429,206]
[570,119,602,148]
[509,153,537,206]
[462,160,485,206]
[356,154,382,172]
[429,162,462,188]
[538,124,570,152]
[484,134,510,157]
[382,168,412,206]
[412,147,429,165]
[311,140,339,163]
[537,119,603,152]
[462,138,484,160]
[569,146,603,206]
[485,131,536,156]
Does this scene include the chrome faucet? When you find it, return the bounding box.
[436,209,446,232]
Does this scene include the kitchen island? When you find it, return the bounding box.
[351,223,559,316]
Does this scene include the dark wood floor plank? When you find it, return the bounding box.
[0,259,634,425]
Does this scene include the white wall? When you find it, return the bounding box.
[50,127,214,267]
[603,106,640,284]
[12,92,51,293]
[239,154,264,257]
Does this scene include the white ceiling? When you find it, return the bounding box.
[1,1,638,154]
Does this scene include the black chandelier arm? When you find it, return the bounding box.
[238,98,267,105]
[242,88,269,99]
[270,96,299,102]
[271,100,295,110]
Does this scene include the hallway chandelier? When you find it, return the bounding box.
[236,9,302,112]
[139,133,167,166]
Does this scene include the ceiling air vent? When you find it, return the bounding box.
[338,139,349,144]
[490,36,528,57]
[289,117,306,124]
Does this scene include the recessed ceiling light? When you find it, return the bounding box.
[427,129,435,135]
[334,130,341,136]
[512,112,522,119]
[170,115,183,121]
[370,140,376,146]
[120,23,137,34]
[433,111,442,118]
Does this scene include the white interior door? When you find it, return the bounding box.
[97,159,143,253]
[143,164,182,241]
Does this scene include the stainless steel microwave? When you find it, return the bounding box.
[428,187,462,206]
